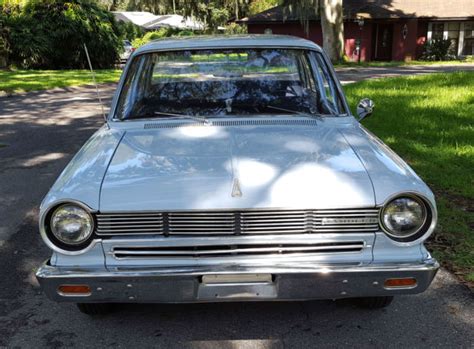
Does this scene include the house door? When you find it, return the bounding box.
[373,24,393,60]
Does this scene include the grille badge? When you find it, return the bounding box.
[322,217,379,225]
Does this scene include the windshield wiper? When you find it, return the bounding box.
[266,105,322,119]
[154,111,212,125]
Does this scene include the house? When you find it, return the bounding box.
[239,0,474,61]
[112,11,204,31]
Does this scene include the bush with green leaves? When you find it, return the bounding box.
[224,23,247,34]
[2,0,122,69]
[421,39,457,61]
[117,20,144,41]
[0,13,9,67]
[132,27,195,48]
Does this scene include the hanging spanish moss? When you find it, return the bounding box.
[282,0,319,34]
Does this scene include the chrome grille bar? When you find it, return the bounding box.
[96,208,380,236]
[112,241,365,259]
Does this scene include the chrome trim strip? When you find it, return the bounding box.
[37,258,440,278]
[111,243,365,259]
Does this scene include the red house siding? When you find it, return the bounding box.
[416,21,429,58]
[344,22,373,62]
[247,20,426,61]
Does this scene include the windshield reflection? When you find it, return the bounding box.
[116,49,344,120]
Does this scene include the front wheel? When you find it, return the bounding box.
[354,296,394,309]
[76,303,112,315]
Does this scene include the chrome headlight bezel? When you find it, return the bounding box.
[379,193,435,244]
[40,201,97,253]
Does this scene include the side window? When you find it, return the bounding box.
[311,52,345,115]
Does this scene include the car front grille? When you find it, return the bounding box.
[111,241,365,259]
[96,208,380,237]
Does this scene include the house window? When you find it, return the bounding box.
[463,22,474,55]
[447,22,460,52]
[428,21,474,57]
[432,23,444,40]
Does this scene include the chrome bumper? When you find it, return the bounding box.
[36,259,439,303]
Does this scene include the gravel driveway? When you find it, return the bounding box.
[0,69,473,348]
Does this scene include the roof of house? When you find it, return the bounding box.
[135,34,322,54]
[112,11,159,26]
[112,11,204,30]
[241,0,474,23]
[140,14,204,30]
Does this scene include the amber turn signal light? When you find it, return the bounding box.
[384,278,417,288]
[58,285,91,296]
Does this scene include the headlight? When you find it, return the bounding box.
[381,196,428,241]
[50,204,94,245]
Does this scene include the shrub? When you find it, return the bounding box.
[117,20,144,41]
[0,12,10,67]
[132,28,196,48]
[223,23,247,34]
[2,0,122,69]
[176,29,195,37]
[421,39,457,61]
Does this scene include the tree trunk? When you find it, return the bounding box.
[319,0,344,62]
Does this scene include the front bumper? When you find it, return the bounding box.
[36,259,439,303]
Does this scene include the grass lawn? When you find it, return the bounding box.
[0,69,122,94]
[344,72,474,285]
[335,59,474,68]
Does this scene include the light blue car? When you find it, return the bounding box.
[36,35,439,315]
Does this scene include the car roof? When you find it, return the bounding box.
[135,34,322,54]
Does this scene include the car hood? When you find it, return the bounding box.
[99,122,375,211]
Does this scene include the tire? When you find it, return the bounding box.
[355,296,394,309]
[76,303,112,315]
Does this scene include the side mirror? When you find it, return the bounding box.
[356,98,375,121]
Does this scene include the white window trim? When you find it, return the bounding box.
[427,22,432,41]
[458,22,465,56]
[443,22,449,40]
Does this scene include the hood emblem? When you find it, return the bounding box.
[231,178,242,198]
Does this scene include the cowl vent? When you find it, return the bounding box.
[144,119,319,129]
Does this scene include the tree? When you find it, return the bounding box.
[179,0,345,61]
[181,0,248,32]
[284,0,344,62]
[2,0,122,69]
[248,0,280,16]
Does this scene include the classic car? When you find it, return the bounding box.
[36,35,439,315]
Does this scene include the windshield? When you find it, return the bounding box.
[115,48,346,120]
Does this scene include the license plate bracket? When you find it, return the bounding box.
[198,274,276,300]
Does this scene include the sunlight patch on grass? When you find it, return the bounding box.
[0,69,122,93]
